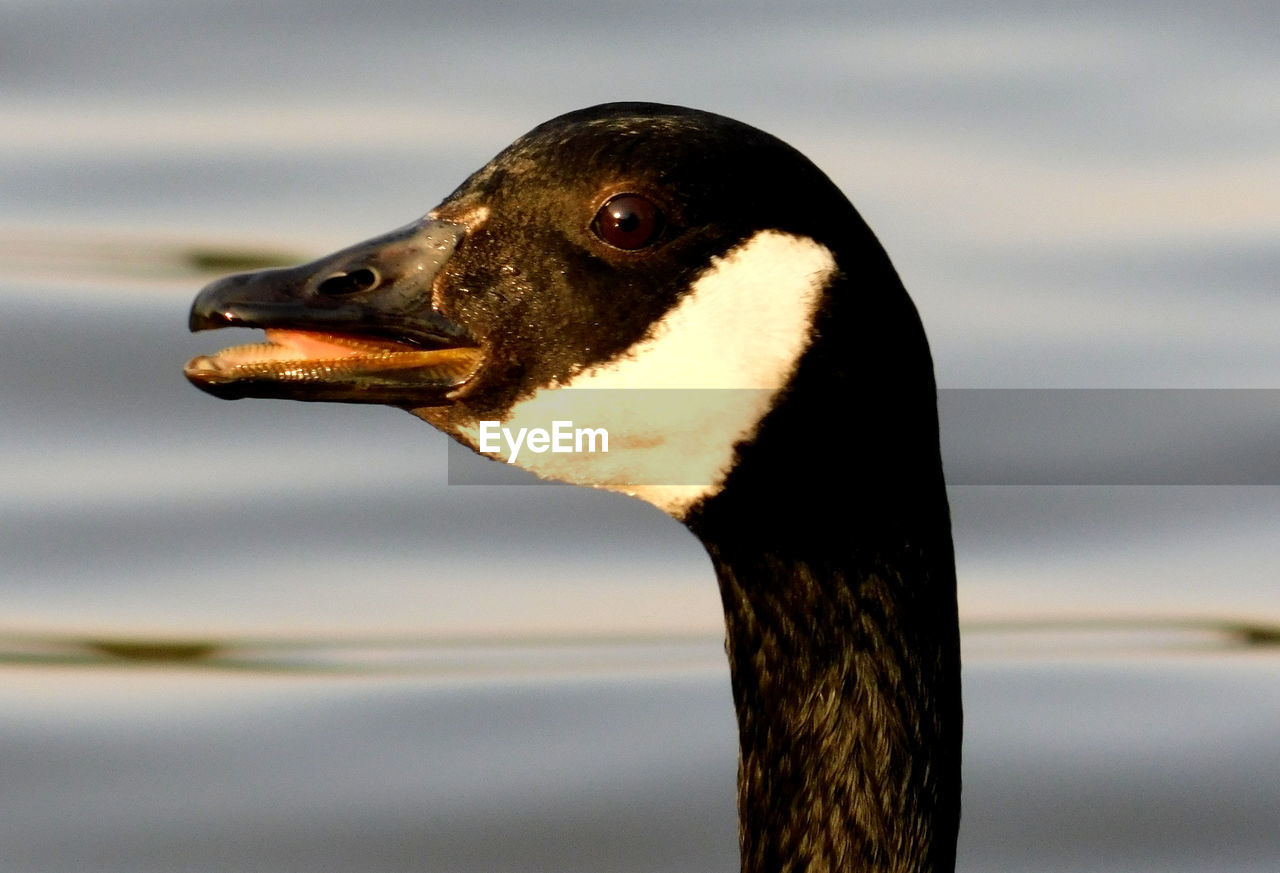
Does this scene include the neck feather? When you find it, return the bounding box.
[686,429,961,873]
[706,538,960,873]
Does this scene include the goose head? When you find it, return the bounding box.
[188,102,940,525]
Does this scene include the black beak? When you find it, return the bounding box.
[189,218,471,346]
[185,218,483,406]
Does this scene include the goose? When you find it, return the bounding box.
[185,102,961,873]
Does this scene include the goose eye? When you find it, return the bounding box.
[591,194,664,251]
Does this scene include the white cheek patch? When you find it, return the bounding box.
[456,229,836,518]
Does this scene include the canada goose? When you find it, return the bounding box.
[186,102,960,873]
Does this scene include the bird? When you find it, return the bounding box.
[185,102,961,873]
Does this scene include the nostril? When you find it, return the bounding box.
[317,267,380,296]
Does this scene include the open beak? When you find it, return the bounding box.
[185,218,482,407]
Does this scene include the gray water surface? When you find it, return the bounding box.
[1,1,1278,870]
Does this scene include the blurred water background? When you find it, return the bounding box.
[1,1,1277,871]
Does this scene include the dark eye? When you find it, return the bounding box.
[591,194,664,251]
